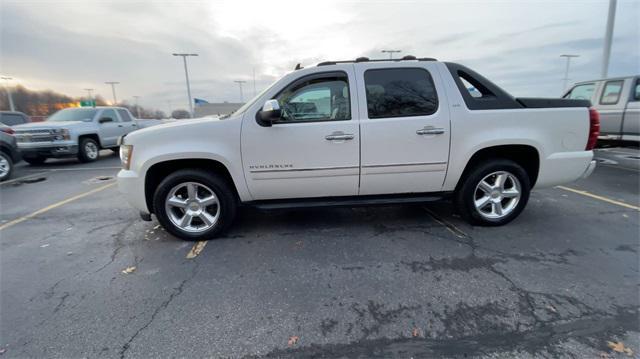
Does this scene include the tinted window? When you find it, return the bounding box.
[364,68,438,119]
[100,109,118,122]
[0,113,27,126]
[276,75,350,123]
[600,80,624,105]
[566,83,595,100]
[117,109,133,122]
[634,79,640,101]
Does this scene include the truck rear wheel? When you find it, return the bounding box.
[78,138,99,163]
[153,169,237,241]
[455,159,530,226]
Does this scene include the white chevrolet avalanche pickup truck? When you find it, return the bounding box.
[117,56,599,241]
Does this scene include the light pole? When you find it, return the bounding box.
[133,95,141,118]
[1,76,15,111]
[172,53,198,118]
[234,80,246,103]
[381,50,402,60]
[560,54,580,93]
[105,81,120,105]
[601,0,617,78]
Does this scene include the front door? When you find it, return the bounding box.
[355,63,451,195]
[241,68,360,200]
[97,108,124,147]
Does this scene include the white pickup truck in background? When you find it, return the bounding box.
[13,106,160,164]
[117,56,599,241]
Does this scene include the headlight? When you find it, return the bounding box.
[120,144,133,170]
[51,129,70,141]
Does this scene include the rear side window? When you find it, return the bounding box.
[632,79,639,101]
[600,80,624,105]
[566,83,595,100]
[0,113,27,126]
[364,68,438,119]
[117,109,133,122]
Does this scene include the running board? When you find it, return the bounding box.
[247,193,451,210]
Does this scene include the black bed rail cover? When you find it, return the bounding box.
[516,98,591,108]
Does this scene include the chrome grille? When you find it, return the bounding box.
[14,129,56,143]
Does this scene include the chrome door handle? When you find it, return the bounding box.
[416,126,445,135]
[325,132,354,141]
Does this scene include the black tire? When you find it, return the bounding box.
[23,156,47,165]
[455,159,531,226]
[0,151,13,181]
[78,138,100,163]
[153,169,237,241]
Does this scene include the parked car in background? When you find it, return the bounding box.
[564,76,639,142]
[0,123,21,181]
[118,56,598,241]
[0,111,30,127]
[12,107,160,165]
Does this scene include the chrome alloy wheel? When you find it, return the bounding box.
[85,142,99,160]
[0,154,9,179]
[473,171,521,220]
[165,182,220,233]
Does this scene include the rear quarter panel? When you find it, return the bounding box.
[441,73,591,190]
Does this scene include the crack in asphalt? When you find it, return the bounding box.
[118,261,200,359]
[93,219,136,274]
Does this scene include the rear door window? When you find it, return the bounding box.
[600,80,624,105]
[117,109,133,122]
[364,68,438,119]
[566,83,595,100]
[632,79,639,101]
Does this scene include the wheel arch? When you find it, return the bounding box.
[455,144,540,191]
[78,133,102,148]
[144,158,239,214]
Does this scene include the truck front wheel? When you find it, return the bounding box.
[78,138,100,163]
[455,159,531,226]
[153,169,237,241]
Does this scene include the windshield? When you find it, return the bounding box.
[47,108,98,122]
[228,79,280,118]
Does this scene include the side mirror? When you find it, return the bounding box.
[257,100,281,127]
[99,117,114,124]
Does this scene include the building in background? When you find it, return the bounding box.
[194,102,243,117]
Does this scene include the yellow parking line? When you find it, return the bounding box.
[557,185,640,211]
[0,183,116,231]
[186,241,208,259]
[423,207,467,238]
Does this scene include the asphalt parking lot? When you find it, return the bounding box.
[1,147,638,358]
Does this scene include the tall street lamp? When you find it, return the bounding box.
[381,50,402,60]
[234,80,246,103]
[1,76,15,111]
[173,53,198,118]
[560,54,580,93]
[105,82,120,105]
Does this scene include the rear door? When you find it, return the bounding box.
[355,63,451,195]
[116,109,139,133]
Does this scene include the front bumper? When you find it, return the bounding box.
[18,141,78,158]
[117,169,149,215]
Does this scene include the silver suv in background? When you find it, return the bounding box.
[564,76,640,142]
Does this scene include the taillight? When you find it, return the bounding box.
[586,107,600,150]
[0,127,15,135]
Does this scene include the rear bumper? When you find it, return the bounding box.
[535,150,594,188]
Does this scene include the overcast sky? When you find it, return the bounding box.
[1,0,638,112]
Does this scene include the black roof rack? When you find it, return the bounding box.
[317,56,437,67]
